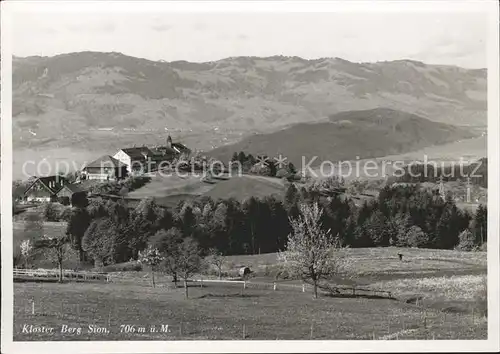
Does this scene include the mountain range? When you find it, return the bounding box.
[12,51,486,153]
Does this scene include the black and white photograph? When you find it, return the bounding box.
[1,1,499,353]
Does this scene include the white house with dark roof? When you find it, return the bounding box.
[82,155,128,181]
[113,146,154,174]
[113,135,191,174]
[23,176,68,203]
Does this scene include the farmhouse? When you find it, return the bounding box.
[22,176,68,203]
[113,135,191,174]
[55,183,89,206]
[82,155,128,181]
[113,146,154,175]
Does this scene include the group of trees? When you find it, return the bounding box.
[64,194,292,268]
[18,174,488,287]
[230,151,298,179]
[86,176,151,197]
[62,179,487,270]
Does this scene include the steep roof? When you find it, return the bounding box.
[120,147,154,159]
[152,143,191,155]
[24,175,68,195]
[172,142,191,153]
[84,155,127,169]
[61,183,87,193]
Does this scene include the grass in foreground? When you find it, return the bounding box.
[14,281,486,341]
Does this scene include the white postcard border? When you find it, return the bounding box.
[1,1,499,353]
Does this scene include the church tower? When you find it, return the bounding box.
[166,135,172,148]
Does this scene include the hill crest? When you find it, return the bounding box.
[13,51,486,152]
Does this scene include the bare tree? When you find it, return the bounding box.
[138,246,165,288]
[177,237,202,299]
[34,234,73,283]
[20,239,34,269]
[278,202,350,299]
[205,248,225,279]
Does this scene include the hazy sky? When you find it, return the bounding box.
[12,11,488,68]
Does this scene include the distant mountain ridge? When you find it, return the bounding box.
[12,51,486,151]
[208,108,477,166]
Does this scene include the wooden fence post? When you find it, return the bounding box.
[32,301,35,315]
[302,283,305,292]
[273,282,276,291]
[243,280,246,290]
[242,324,246,339]
[310,322,314,339]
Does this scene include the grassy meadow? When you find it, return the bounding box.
[13,247,487,341]
[126,173,285,208]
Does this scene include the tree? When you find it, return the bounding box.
[20,239,33,269]
[284,183,300,218]
[66,207,91,262]
[150,227,183,286]
[278,202,350,299]
[471,205,487,245]
[178,203,196,238]
[177,237,202,299]
[365,211,390,246]
[401,225,430,248]
[205,248,225,279]
[249,162,271,176]
[34,234,72,282]
[138,246,165,288]
[287,162,297,175]
[389,213,412,246]
[242,197,260,254]
[457,229,476,251]
[82,218,119,267]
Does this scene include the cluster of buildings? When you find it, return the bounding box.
[21,135,190,204]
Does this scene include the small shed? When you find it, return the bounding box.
[239,266,251,278]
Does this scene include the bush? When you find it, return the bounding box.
[456,229,476,251]
[275,168,290,179]
[399,225,431,248]
[42,202,60,222]
[59,206,73,222]
[250,163,271,176]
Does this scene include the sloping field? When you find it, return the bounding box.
[127,173,285,205]
[224,247,487,314]
[126,173,209,199]
[204,175,285,201]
